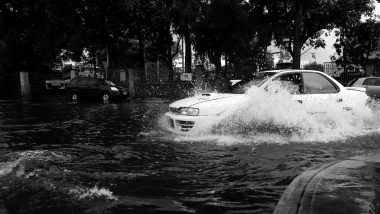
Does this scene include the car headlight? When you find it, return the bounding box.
[110,86,119,92]
[179,107,199,116]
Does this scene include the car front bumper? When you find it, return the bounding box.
[165,112,219,134]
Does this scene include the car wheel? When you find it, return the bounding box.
[102,93,110,104]
[71,92,78,102]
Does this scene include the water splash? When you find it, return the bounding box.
[165,84,380,143]
[0,150,71,178]
[69,185,118,201]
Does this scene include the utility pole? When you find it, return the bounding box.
[293,0,302,69]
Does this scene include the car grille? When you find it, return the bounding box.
[178,120,194,131]
[170,107,181,114]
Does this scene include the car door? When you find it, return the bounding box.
[300,72,342,113]
[78,78,89,96]
[87,78,100,97]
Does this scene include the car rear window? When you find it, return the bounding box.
[352,78,365,87]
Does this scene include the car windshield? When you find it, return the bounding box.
[105,80,116,86]
[230,72,276,94]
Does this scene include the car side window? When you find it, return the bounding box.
[375,78,380,86]
[303,73,338,94]
[88,79,97,86]
[272,73,302,94]
[364,78,380,86]
[79,78,88,86]
[69,78,79,86]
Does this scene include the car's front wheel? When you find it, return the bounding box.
[102,93,110,104]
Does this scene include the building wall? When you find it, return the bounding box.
[323,62,342,77]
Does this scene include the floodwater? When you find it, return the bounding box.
[1,93,380,214]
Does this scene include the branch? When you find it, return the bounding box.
[301,46,313,56]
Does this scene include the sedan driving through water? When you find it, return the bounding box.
[165,69,369,134]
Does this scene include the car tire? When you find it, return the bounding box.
[102,93,110,104]
[71,92,78,102]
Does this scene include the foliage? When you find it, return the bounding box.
[303,61,324,72]
[332,19,380,69]
[194,0,271,77]
[1,0,76,71]
[0,0,377,88]
[264,0,375,63]
[172,0,202,73]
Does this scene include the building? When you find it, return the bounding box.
[323,62,343,77]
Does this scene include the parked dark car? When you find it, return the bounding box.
[347,77,380,98]
[66,77,128,103]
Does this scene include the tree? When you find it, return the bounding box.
[333,19,380,71]
[172,0,202,73]
[0,0,80,72]
[264,0,375,68]
[193,0,252,77]
[140,0,181,81]
[68,0,132,75]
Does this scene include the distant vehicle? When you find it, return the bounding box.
[347,77,380,98]
[45,67,71,90]
[165,70,368,133]
[229,79,241,86]
[66,77,128,103]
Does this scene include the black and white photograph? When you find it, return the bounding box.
[1,0,380,213]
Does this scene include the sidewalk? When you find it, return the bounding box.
[274,153,380,214]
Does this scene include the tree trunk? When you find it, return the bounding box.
[138,34,145,82]
[293,0,302,69]
[214,56,222,72]
[184,23,192,73]
[137,17,146,83]
[167,53,174,81]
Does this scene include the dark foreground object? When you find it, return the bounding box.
[274,153,380,214]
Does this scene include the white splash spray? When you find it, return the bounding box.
[166,84,380,144]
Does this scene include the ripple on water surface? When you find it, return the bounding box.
[0,97,380,213]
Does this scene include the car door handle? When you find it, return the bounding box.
[297,99,303,104]
[337,98,343,102]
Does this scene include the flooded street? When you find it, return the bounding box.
[1,99,380,214]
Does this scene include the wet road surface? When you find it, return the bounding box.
[0,99,380,213]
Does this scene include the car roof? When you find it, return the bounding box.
[363,77,380,79]
[260,69,325,75]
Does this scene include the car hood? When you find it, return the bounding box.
[169,93,248,116]
[170,93,242,107]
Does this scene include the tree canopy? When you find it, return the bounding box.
[0,0,377,82]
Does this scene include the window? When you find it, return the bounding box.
[352,78,365,87]
[231,72,276,94]
[79,78,88,86]
[272,73,302,94]
[363,78,380,86]
[87,78,97,86]
[69,78,79,86]
[303,73,338,94]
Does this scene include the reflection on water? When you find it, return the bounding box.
[0,97,380,214]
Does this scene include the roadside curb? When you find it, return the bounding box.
[274,154,380,214]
